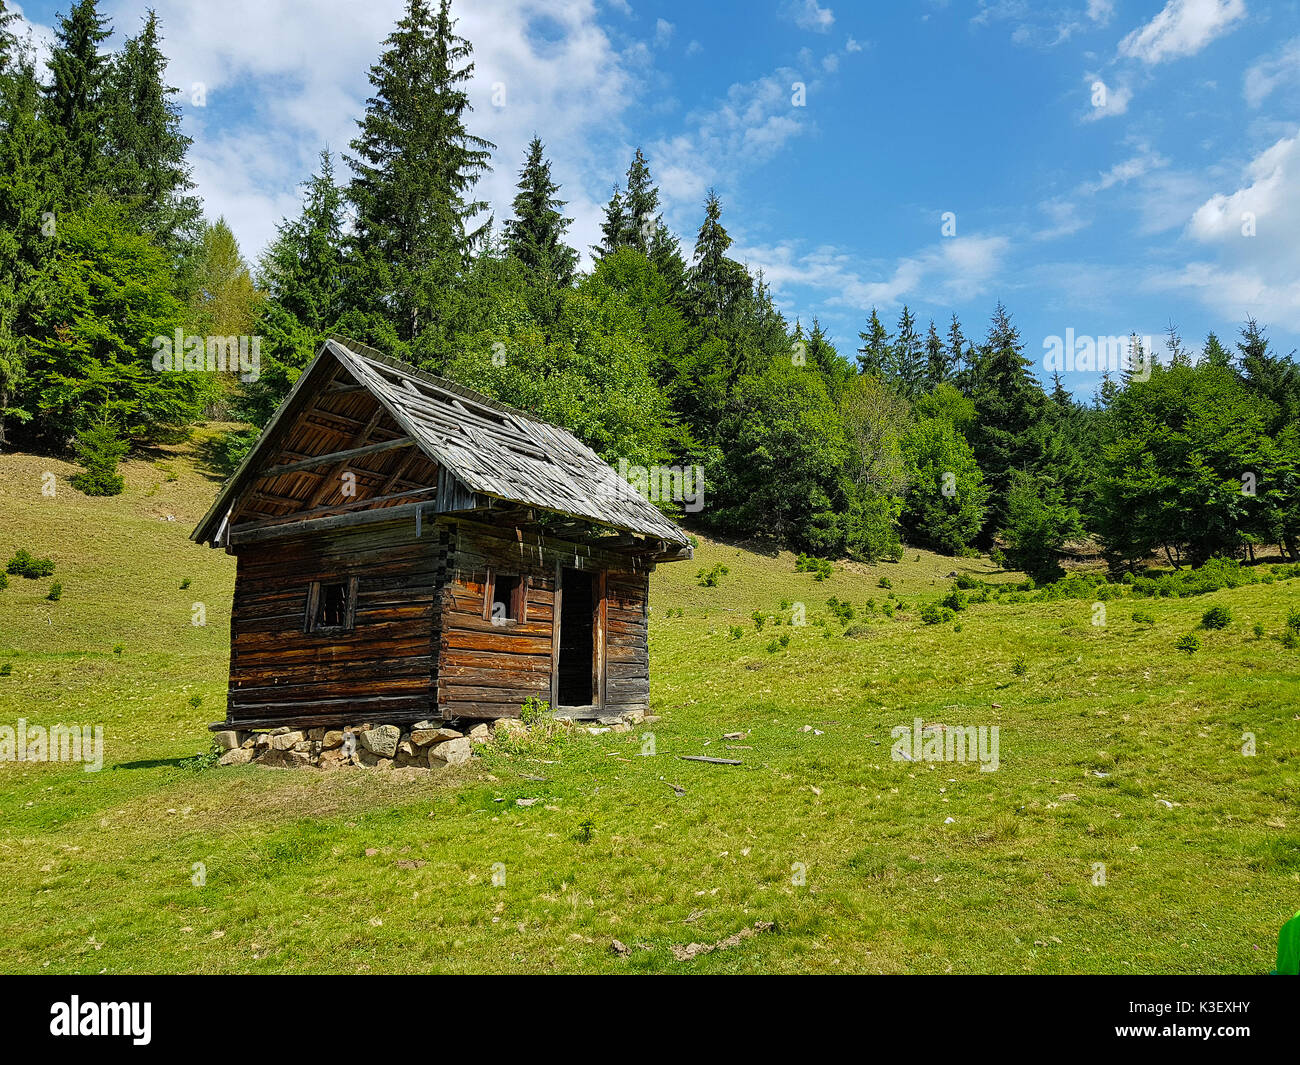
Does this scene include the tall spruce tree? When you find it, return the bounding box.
[345,0,493,347]
[503,136,577,288]
[43,0,113,204]
[856,308,891,376]
[891,304,925,397]
[924,317,950,388]
[0,18,56,446]
[688,190,748,325]
[623,147,659,254]
[103,10,200,255]
[592,184,625,260]
[247,149,347,424]
[966,302,1051,535]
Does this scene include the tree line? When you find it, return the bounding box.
[2,0,1297,578]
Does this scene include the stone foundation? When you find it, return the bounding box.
[212,711,645,771]
[214,720,492,771]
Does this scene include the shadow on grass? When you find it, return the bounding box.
[114,757,199,770]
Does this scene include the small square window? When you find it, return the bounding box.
[307,578,356,633]
[486,571,525,625]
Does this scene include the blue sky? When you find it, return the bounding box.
[13,0,1300,395]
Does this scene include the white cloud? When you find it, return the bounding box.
[1118,0,1246,65]
[1081,76,1133,121]
[654,18,674,48]
[782,1,835,33]
[1086,0,1115,25]
[736,233,1011,313]
[1244,37,1300,107]
[1081,148,1169,193]
[1148,131,1300,329]
[648,67,818,211]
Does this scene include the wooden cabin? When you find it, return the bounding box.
[192,337,692,731]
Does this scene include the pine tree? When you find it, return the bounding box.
[623,147,660,254]
[924,317,950,388]
[1050,371,1072,409]
[1202,331,1232,368]
[592,185,625,260]
[503,136,577,288]
[948,313,972,389]
[42,0,113,204]
[248,149,347,424]
[688,189,748,325]
[345,0,494,346]
[966,302,1051,534]
[856,308,891,376]
[0,23,56,446]
[891,304,925,398]
[103,11,200,255]
[1165,322,1192,367]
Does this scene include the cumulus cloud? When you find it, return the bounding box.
[1086,0,1115,25]
[737,233,1011,313]
[781,1,835,33]
[1118,0,1246,65]
[1148,131,1300,330]
[1244,37,1300,107]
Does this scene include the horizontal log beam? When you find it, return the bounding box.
[256,437,415,479]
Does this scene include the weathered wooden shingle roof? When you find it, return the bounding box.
[192,337,691,549]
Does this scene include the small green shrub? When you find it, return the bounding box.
[920,603,954,625]
[727,625,743,640]
[520,695,551,727]
[795,553,833,580]
[0,663,11,676]
[939,590,968,612]
[112,643,124,656]
[46,581,62,601]
[1011,654,1028,676]
[1253,622,1265,638]
[70,420,129,497]
[1176,633,1200,655]
[1132,609,1155,625]
[6,549,55,579]
[877,577,892,590]
[826,597,855,624]
[179,742,222,772]
[1200,605,1232,630]
[180,578,191,590]
[695,563,730,587]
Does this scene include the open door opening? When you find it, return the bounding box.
[557,568,594,706]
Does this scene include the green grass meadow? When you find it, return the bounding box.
[1,439,1298,973]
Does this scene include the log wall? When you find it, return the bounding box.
[223,513,654,728]
[436,518,652,720]
[227,517,442,727]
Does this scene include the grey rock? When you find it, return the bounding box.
[428,737,472,768]
[360,725,401,758]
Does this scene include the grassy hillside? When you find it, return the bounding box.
[0,437,1297,974]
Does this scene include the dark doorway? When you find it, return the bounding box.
[557,568,594,706]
